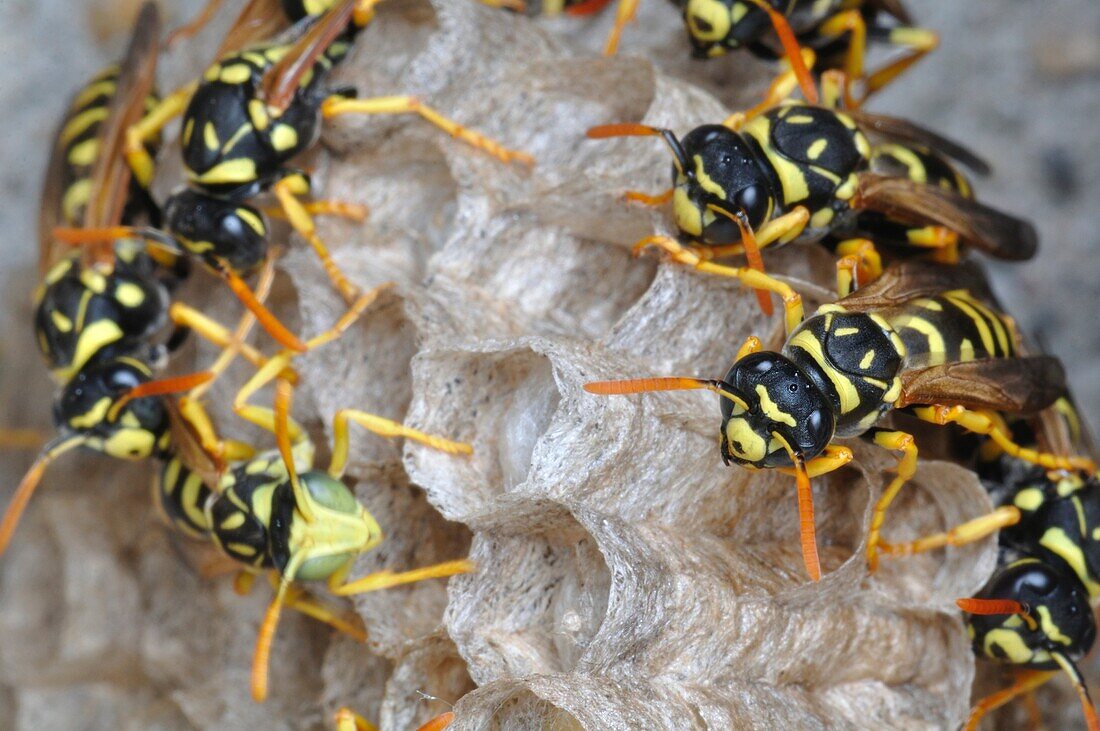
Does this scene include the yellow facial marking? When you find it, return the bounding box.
[984,628,1036,664]
[104,429,155,460]
[236,208,265,235]
[69,396,112,429]
[673,185,704,237]
[755,384,796,427]
[220,511,247,531]
[1036,604,1074,646]
[725,417,768,463]
[114,282,145,308]
[685,0,732,42]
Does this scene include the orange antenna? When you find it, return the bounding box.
[584,376,749,411]
[0,435,86,556]
[220,268,308,353]
[586,123,692,175]
[273,377,315,524]
[774,431,820,581]
[251,567,296,702]
[956,597,1037,631]
[743,0,819,104]
[108,371,213,421]
[709,203,773,316]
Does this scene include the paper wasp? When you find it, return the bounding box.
[60,0,531,358]
[0,3,217,559]
[147,284,473,702]
[878,397,1100,729]
[584,261,1093,582]
[587,67,1036,317]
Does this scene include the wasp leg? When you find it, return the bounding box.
[913,405,1097,473]
[277,581,368,642]
[326,558,474,597]
[816,10,867,107]
[272,175,362,305]
[262,199,369,223]
[864,428,918,572]
[335,708,379,731]
[177,396,256,463]
[125,82,198,187]
[906,226,960,264]
[623,188,673,206]
[834,238,882,297]
[964,670,1057,731]
[418,713,455,731]
[163,0,225,48]
[723,48,817,129]
[321,96,533,166]
[634,235,805,336]
[328,409,472,479]
[167,303,295,386]
[860,26,939,103]
[735,335,762,361]
[779,444,855,479]
[879,505,1021,557]
[603,0,639,56]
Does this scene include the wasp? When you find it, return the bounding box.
[63,0,530,355]
[587,70,1035,316]
[0,3,219,558]
[146,288,472,702]
[583,261,1093,581]
[875,398,1100,729]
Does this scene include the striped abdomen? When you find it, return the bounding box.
[887,289,1017,367]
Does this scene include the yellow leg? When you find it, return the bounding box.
[328,410,472,479]
[779,444,854,479]
[865,429,918,572]
[723,48,817,129]
[817,10,866,107]
[335,708,379,731]
[879,505,1021,557]
[860,27,939,102]
[735,335,762,361]
[321,96,533,166]
[272,176,361,305]
[634,236,804,336]
[262,199,369,223]
[167,302,297,384]
[279,583,368,642]
[964,671,1057,731]
[603,0,639,56]
[327,559,474,597]
[834,238,882,297]
[125,82,197,187]
[907,226,960,264]
[913,405,1097,473]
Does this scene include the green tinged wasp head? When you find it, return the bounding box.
[674,125,773,245]
[719,352,834,469]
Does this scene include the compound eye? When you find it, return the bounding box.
[733,183,768,229]
[803,407,831,450]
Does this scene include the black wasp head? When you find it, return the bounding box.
[681,0,774,58]
[971,560,1097,664]
[54,358,168,461]
[675,125,771,245]
[718,352,834,469]
[165,189,268,276]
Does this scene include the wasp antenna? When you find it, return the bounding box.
[0,435,85,557]
[251,551,306,702]
[274,378,316,524]
[743,0,818,104]
[1052,653,1100,731]
[774,435,820,582]
[586,122,662,139]
[108,371,214,421]
[584,376,751,410]
[955,597,1028,616]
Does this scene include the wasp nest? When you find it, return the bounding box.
[0,0,1022,728]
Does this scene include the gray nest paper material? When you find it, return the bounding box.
[0,0,1002,729]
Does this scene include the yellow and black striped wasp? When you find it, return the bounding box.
[63,0,530,351]
[144,287,473,702]
[0,3,217,559]
[876,397,1100,729]
[587,68,1035,317]
[583,261,1093,582]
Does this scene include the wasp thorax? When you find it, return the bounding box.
[54,359,167,461]
[674,125,772,245]
[719,352,835,468]
[968,560,1096,667]
[165,189,268,275]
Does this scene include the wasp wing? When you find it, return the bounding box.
[214,0,292,59]
[854,173,1038,261]
[165,399,226,490]
[897,356,1066,414]
[837,260,997,313]
[847,110,989,175]
[80,2,162,266]
[259,0,355,113]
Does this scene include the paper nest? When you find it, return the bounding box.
[2,0,1053,727]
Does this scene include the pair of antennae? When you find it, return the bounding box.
[583,376,822,581]
[959,598,1100,731]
